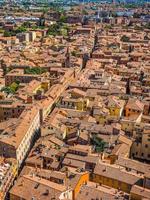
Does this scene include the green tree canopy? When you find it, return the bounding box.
[121,35,130,42]
[1,81,20,94]
[24,67,47,75]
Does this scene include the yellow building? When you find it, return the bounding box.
[120,114,142,134]
[93,107,110,125]
[91,163,142,194]
[130,185,150,200]
[41,81,50,92]
[106,96,125,118]
[76,98,89,111]
[61,97,89,111]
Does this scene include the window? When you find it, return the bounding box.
[132,153,135,157]
[141,153,144,157]
[145,144,148,148]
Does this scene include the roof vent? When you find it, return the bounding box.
[103,168,106,172]
[43,189,49,196]
[34,183,39,189]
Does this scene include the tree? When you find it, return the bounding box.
[9,82,19,93]
[1,81,20,94]
[61,28,68,36]
[24,67,47,75]
[47,22,69,37]
[71,51,77,57]
[91,135,107,153]
[112,12,118,17]
[47,23,61,36]
[105,25,112,29]
[134,25,143,31]
[121,35,130,42]
[144,23,150,30]
[59,15,67,23]
[82,9,88,15]
[4,31,12,37]
[23,21,31,28]
[15,26,27,34]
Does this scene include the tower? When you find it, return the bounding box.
[1,59,7,76]
[82,53,89,69]
[126,77,131,95]
[139,71,144,83]
[65,47,70,68]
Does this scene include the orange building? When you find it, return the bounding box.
[125,98,144,117]
[71,171,89,200]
